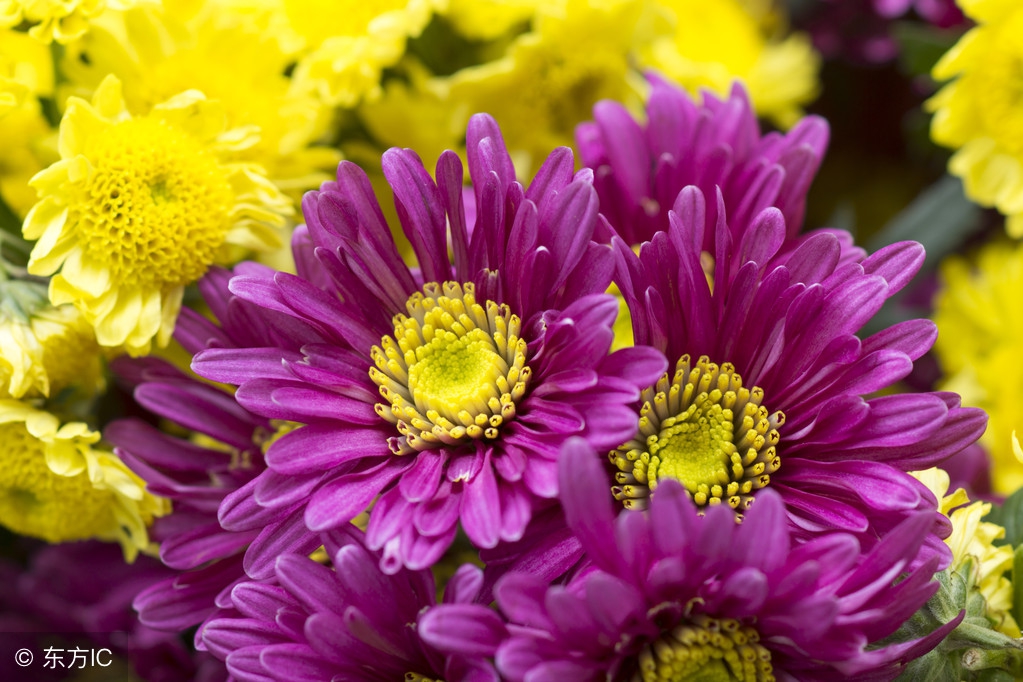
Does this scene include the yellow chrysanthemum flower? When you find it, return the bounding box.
[22,75,291,356]
[0,0,136,43]
[911,467,1019,637]
[60,3,338,196]
[637,0,819,128]
[0,278,104,403]
[928,0,1023,237]
[933,238,1023,494]
[440,0,536,40]
[287,0,444,107]
[0,29,55,214]
[358,60,466,172]
[0,97,54,217]
[0,399,167,559]
[443,0,645,174]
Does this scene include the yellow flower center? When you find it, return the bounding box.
[405,674,443,682]
[370,281,530,455]
[611,355,783,513]
[974,15,1023,156]
[519,40,628,137]
[0,421,115,542]
[71,117,233,290]
[634,615,774,682]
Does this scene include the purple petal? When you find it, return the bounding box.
[266,423,390,475]
[305,460,410,530]
[444,564,484,605]
[558,437,621,575]
[460,455,502,549]
[467,114,516,201]
[398,450,448,503]
[862,241,924,295]
[274,554,344,616]
[383,148,452,284]
[260,643,338,681]
[419,604,508,657]
[244,509,322,580]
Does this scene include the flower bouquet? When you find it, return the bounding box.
[0,1,1020,680]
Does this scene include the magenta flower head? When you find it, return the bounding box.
[191,114,667,573]
[576,75,829,247]
[106,267,328,634]
[610,184,986,564]
[202,528,499,681]
[420,438,962,681]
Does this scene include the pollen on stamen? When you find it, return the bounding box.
[610,355,784,516]
[370,281,531,454]
[633,614,774,682]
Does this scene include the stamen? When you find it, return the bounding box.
[633,615,774,682]
[611,355,783,514]
[371,282,530,454]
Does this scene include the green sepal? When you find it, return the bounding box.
[892,559,1023,681]
[0,277,50,322]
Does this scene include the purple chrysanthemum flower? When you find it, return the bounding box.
[798,0,965,64]
[574,77,984,562]
[575,76,829,247]
[871,0,964,25]
[420,439,961,681]
[0,542,226,682]
[202,528,499,681]
[608,183,985,564]
[106,267,327,634]
[191,114,667,572]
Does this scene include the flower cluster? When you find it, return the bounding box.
[6,0,1023,679]
[928,0,1023,236]
[100,78,987,681]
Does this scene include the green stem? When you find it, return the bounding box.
[962,646,1023,674]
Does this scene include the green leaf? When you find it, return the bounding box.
[866,174,985,272]
[863,174,985,336]
[1012,546,1023,628]
[983,488,1023,548]
[893,21,964,78]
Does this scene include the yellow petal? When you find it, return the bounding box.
[94,287,142,348]
[60,247,113,299]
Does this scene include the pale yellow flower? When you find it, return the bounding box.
[928,0,1023,237]
[59,3,339,196]
[0,97,55,218]
[637,0,819,128]
[443,0,645,175]
[440,0,537,40]
[358,60,466,171]
[0,30,55,214]
[0,279,104,402]
[22,75,291,356]
[0,0,138,43]
[0,399,167,559]
[286,0,444,107]
[912,468,1020,637]
[933,238,1023,494]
